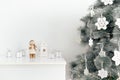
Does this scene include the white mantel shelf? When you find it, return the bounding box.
[0,60,66,65]
[0,56,66,80]
[0,56,66,65]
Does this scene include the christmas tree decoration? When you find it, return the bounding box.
[98,61,108,79]
[84,55,90,75]
[117,73,120,80]
[89,6,95,17]
[112,49,120,66]
[71,0,120,80]
[89,38,93,47]
[101,0,113,5]
[84,67,89,75]
[99,50,106,57]
[98,68,108,78]
[94,56,112,70]
[95,16,109,30]
[99,43,106,57]
[115,18,120,28]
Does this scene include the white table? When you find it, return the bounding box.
[0,56,66,80]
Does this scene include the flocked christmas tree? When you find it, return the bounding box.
[71,0,120,80]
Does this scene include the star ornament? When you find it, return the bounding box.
[98,68,108,79]
[112,50,120,66]
[101,0,113,5]
[95,17,109,30]
[115,18,120,28]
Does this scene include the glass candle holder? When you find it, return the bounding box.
[6,50,12,57]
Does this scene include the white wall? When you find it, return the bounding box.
[0,0,96,62]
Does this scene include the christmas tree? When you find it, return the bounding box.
[71,0,120,80]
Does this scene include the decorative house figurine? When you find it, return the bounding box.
[40,42,48,57]
[29,40,37,59]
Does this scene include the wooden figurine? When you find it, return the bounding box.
[29,40,37,59]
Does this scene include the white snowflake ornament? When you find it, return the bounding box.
[112,49,120,66]
[101,0,113,5]
[95,17,109,30]
[89,38,93,47]
[98,68,108,79]
[115,18,120,28]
